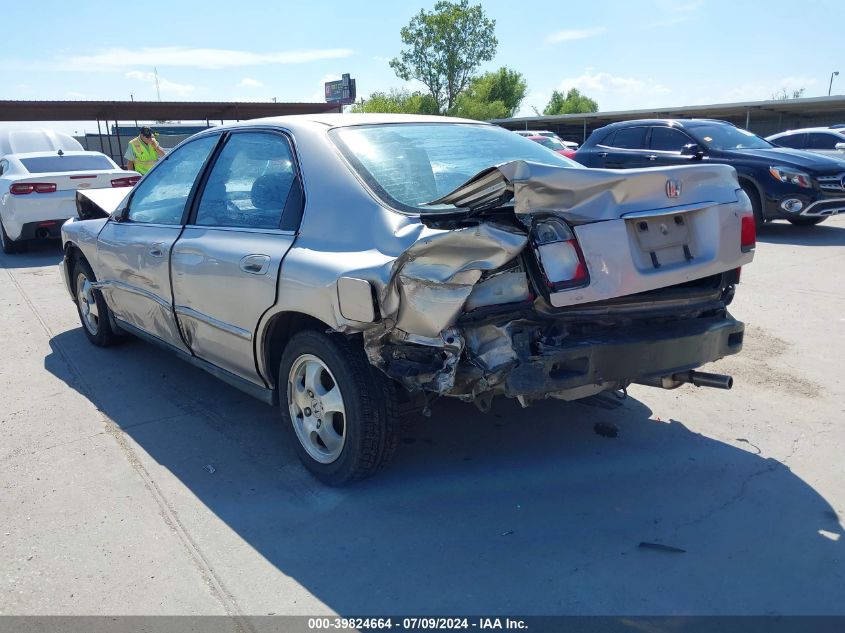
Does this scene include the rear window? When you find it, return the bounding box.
[330,123,579,213]
[19,155,115,173]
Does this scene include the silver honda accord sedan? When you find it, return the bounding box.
[60,114,755,484]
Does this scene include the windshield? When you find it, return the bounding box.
[330,123,579,213]
[534,137,566,150]
[20,155,116,173]
[688,124,773,150]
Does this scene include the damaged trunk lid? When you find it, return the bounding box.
[426,160,754,308]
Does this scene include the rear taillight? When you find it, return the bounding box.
[740,213,756,253]
[532,217,589,290]
[10,182,57,195]
[111,176,141,188]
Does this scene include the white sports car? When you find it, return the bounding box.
[1,133,139,254]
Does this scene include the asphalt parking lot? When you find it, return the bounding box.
[1,217,844,617]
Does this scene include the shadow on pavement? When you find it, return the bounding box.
[757,221,845,246]
[45,328,844,615]
[0,240,63,270]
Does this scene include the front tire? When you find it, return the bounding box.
[0,217,25,254]
[279,330,401,485]
[787,216,826,226]
[73,257,120,347]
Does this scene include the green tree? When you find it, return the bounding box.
[390,0,498,113]
[451,67,527,119]
[350,89,440,114]
[543,88,599,115]
[771,87,805,100]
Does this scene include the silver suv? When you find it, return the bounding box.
[60,114,754,484]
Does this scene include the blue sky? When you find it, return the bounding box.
[1,0,842,134]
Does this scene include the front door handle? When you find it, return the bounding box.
[239,254,271,275]
[646,154,657,161]
[148,242,167,257]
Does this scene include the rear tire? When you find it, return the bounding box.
[73,257,120,347]
[279,330,401,485]
[787,216,826,226]
[0,217,25,254]
[740,183,764,229]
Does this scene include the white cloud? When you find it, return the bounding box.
[60,47,354,71]
[125,70,196,97]
[239,77,263,88]
[546,28,605,44]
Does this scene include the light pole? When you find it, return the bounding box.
[830,71,840,96]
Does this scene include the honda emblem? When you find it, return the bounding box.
[666,179,682,198]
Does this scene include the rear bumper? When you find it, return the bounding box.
[18,219,67,240]
[503,314,744,399]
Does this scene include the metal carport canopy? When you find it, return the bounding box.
[491,95,845,128]
[0,100,341,121]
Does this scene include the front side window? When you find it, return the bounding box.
[650,127,692,152]
[194,132,296,229]
[609,127,648,150]
[127,135,218,225]
[330,123,578,213]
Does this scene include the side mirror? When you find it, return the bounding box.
[835,142,845,151]
[681,143,705,158]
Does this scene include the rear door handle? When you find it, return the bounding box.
[597,152,608,158]
[148,242,167,257]
[646,154,657,161]
[239,254,271,275]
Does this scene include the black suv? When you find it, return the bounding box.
[574,119,845,227]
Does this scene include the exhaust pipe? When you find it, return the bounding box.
[35,228,51,239]
[636,370,733,391]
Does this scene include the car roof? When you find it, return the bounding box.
[223,113,487,132]
[600,118,733,130]
[769,127,845,137]
[0,128,83,157]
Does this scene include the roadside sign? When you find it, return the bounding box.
[325,73,357,105]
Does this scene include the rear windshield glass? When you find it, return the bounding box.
[20,155,115,173]
[330,123,579,213]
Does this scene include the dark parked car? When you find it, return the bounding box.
[574,119,845,226]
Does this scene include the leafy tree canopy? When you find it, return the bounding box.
[543,88,599,115]
[451,67,527,120]
[349,89,440,115]
[390,0,497,112]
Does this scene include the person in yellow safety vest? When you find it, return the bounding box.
[125,126,165,175]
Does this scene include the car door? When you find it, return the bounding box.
[95,134,220,350]
[599,126,650,168]
[644,126,699,167]
[171,130,304,384]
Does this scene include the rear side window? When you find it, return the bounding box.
[194,132,297,230]
[771,134,804,149]
[805,133,840,150]
[20,155,116,173]
[608,127,648,149]
[650,127,692,152]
